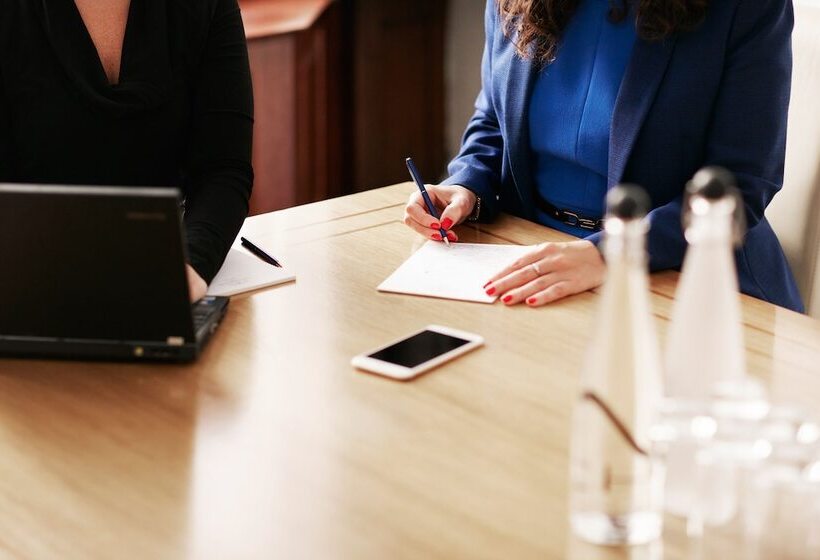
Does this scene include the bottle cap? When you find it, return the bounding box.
[606,184,650,220]
[687,166,736,200]
[683,166,747,245]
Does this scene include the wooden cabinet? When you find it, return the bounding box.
[342,0,447,191]
[239,0,447,213]
[240,0,343,215]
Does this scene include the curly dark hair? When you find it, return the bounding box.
[499,0,709,65]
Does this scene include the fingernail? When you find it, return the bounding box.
[441,218,454,230]
[432,233,442,241]
[503,295,513,304]
[527,298,537,305]
[486,287,496,296]
[483,281,492,289]
[430,222,440,230]
[446,231,457,242]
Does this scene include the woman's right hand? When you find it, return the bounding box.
[186,264,208,303]
[403,184,477,242]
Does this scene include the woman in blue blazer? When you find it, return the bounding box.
[403,0,804,312]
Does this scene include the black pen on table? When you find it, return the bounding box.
[405,157,450,247]
[240,237,282,268]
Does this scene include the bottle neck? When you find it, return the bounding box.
[603,218,648,267]
[583,213,662,445]
[685,196,736,246]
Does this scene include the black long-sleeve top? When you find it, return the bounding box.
[0,0,254,283]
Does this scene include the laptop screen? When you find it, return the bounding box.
[0,185,196,344]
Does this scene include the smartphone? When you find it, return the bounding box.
[352,325,484,380]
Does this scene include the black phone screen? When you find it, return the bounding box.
[368,330,471,369]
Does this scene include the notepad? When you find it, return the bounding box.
[207,249,295,297]
[378,241,532,303]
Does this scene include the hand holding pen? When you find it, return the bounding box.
[403,158,477,244]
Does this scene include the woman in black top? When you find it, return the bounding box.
[0,0,254,301]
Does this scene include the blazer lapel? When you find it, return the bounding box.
[609,37,678,188]
[502,51,537,219]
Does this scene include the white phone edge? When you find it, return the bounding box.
[351,325,484,380]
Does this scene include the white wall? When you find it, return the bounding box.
[444,0,486,171]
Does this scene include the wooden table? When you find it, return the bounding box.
[1,184,818,559]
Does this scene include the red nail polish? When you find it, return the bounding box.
[503,295,513,304]
[432,233,442,241]
[441,218,454,230]
[447,232,457,242]
[527,298,537,305]
[486,287,496,296]
[430,223,440,230]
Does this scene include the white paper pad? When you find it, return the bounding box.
[378,242,532,303]
[207,249,295,297]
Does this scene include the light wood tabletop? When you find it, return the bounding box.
[1,184,818,560]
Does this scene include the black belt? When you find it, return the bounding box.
[534,192,605,232]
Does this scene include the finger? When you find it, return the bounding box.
[439,192,472,231]
[439,208,464,232]
[423,185,451,211]
[485,254,557,296]
[186,268,207,303]
[485,243,557,285]
[403,212,448,241]
[190,285,206,303]
[497,272,563,305]
[406,194,443,230]
[524,281,576,307]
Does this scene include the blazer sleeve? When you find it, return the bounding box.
[441,0,504,222]
[588,0,794,272]
[183,0,255,284]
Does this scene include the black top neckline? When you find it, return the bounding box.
[38,0,172,117]
[73,0,137,87]
[2,0,255,282]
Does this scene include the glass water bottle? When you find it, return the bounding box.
[665,166,747,398]
[663,166,749,517]
[570,185,665,546]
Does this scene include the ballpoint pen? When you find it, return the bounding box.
[240,237,282,267]
[405,157,451,247]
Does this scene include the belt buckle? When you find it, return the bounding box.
[578,217,599,231]
[559,210,602,231]
[560,210,580,227]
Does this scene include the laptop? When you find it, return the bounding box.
[0,184,229,362]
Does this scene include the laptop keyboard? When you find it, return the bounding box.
[192,297,222,330]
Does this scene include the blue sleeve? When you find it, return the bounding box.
[441,0,504,222]
[589,0,794,272]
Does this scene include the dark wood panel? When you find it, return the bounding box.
[295,4,343,205]
[242,0,343,216]
[344,0,447,191]
[241,0,446,212]
[247,36,297,213]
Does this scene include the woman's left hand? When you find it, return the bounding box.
[186,264,208,303]
[484,240,606,307]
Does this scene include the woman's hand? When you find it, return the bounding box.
[403,184,477,242]
[186,264,208,303]
[484,240,606,307]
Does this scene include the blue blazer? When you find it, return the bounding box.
[444,0,804,312]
